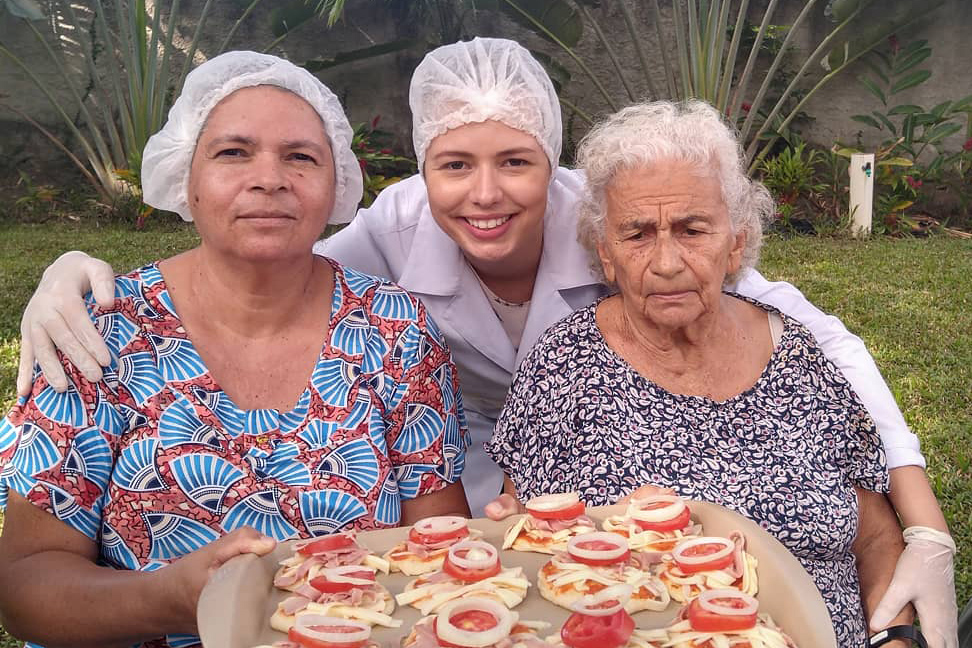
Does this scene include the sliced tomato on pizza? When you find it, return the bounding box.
[657,532,758,603]
[383,516,483,576]
[274,532,390,595]
[503,493,598,554]
[395,539,531,615]
[402,597,550,648]
[602,495,702,554]
[664,590,799,647]
[537,532,670,613]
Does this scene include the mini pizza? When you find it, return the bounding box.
[537,532,670,613]
[503,493,598,554]
[383,515,484,575]
[270,565,401,632]
[273,532,390,594]
[395,539,531,615]
[402,597,550,648]
[601,495,702,553]
[657,533,758,603]
[662,589,799,647]
[256,614,380,648]
[544,585,665,648]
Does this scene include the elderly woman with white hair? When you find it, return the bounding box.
[484,101,914,646]
[0,51,468,648]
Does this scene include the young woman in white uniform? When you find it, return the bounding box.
[14,38,956,646]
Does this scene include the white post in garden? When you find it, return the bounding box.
[849,153,875,237]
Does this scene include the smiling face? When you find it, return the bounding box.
[423,120,551,280]
[597,160,745,332]
[187,85,336,263]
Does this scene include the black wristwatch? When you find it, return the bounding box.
[868,625,928,648]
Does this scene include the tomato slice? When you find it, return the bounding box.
[527,500,586,521]
[633,506,691,533]
[442,553,502,582]
[567,539,631,567]
[408,525,469,547]
[560,609,635,648]
[288,625,368,648]
[309,570,375,594]
[433,612,499,648]
[297,533,356,556]
[674,541,734,574]
[687,597,758,632]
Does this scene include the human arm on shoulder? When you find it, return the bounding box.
[16,251,116,396]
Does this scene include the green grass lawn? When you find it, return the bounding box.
[0,221,969,646]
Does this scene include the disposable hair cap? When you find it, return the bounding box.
[410,37,562,172]
[141,50,363,224]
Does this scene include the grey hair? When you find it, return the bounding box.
[576,100,774,285]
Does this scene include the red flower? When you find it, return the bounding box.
[741,102,752,113]
[371,115,381,129]
[358,159,367,173]
[889,34,900,55]
[380,148,392,155]
[905,175,923,189]
[963,137,972,152]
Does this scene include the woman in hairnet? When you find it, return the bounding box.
[0,51,468,648]
[11,39,957,646]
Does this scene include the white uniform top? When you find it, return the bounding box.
[316,169,924,514]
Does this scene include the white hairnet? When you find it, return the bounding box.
[141,50,363,225]
[409,37,562,172]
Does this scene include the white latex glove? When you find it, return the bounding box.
[17,251,116,396]
[871,526,958,648]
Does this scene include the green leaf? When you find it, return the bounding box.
[873,111,897,135]
[851,114,883,130]
[302,38,422,71]
[888,104,923,115]
[861,57,889,85]
[474,0,584,48]
[949,93,972,113]
[529,50,571,94]
[835,147,860,159]
[2,0,44,19]
[876,156,913,167]
[890,69,932,94]
[899,39,929,57]
[892,47,931,75]
[931,101,952,119]
[269,1,317,37]
[924,122,963,144]
[858,75,887,105]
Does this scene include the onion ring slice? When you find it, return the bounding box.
[524,492,579,512]
[413,516,468,537]
[435,598,516,648]
[447,540,499,571]
[292,615,371,644]
[570,584,633,617]
[567,532,629,563]
[320,565,376,586]
[671,536,734,566]
[698,589,758,616]
[627,495,686,523]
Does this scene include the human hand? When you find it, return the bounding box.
[870,526,957,648]
[617,484,677,505]
[157,527,277,633]
[17,251,116,396]
[484,494,524,521]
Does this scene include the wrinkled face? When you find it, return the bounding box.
[597,160,745,331]
[424,120,551,273]
[187,86,336,262]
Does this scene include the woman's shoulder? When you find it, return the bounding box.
[329,260,434,326]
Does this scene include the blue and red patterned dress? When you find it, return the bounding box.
[0,259,468,648]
